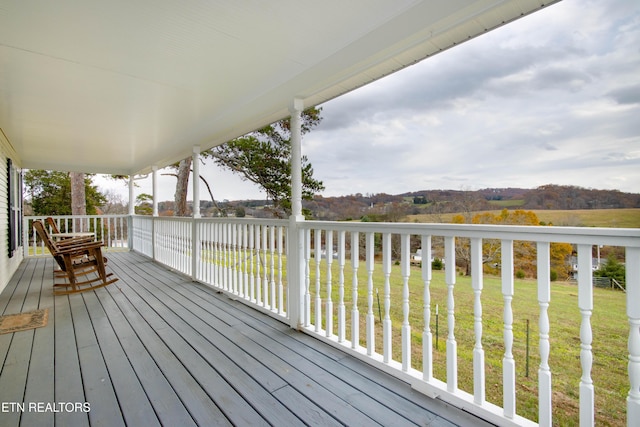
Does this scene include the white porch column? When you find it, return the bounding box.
[288,98,305,329]
[152,166,159,217]
[192,145,201,219]
[290,99,303,217]
[151,166,158,260]
[192,146,201,282]
[128,175,135,250]
[128,175,135,215]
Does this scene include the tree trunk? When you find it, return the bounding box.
[70,172,86,230]
[175,158,191,216]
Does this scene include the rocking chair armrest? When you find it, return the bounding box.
[55,241,104,255]
[57,236,96,246]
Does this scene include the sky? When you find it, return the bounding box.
[97,0,640,203]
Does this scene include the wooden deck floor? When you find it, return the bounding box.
[0,251,494,427]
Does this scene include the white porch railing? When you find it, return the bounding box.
[24,215,130,256]
[23,215,640,426]
[296,221,639,427]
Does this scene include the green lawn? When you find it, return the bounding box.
[488,199,526,208]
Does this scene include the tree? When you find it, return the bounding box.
[174,159,191,216]
[170,107,325,217]
[135,193,153,215]
[70,172,86,216]
[452,209,573,279]
[594,254,626,287]
[100,189,128,214]
[24,170,106,215]
[70,172,86,230]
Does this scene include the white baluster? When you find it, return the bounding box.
[235,223,242,295]
[217,222,222,288]
[577,244,594,426]
[187,221,193,274]
[422,235,433,381]
[304,228,311,327]
[206,222,213,285]
[225,223,231,291]
[262,225,268,308]
[218,222,224,289]
[366,232,375,356]
[212,222,218,287]
[445,236,457,392]
[270,226,276,311]
[351,231,360,350]
[170,221,176,269]
[277,226,284,314]
[219,222,225,289]
[196,222,202,281]
[401,233,411,372]
[382,233,392,364]
[232,223,238,295]
[337,230,346,343]
[502,239,516,419]
[162,220,168,267]
[627,246,640,426]
[471,237,485,404]
[208,222,214,284]
[537,242,552,427]
[314,229,322,333]
[207,224,215,285]
[172,221,178,270]
[326,230,334,338]
[248,224,255,301]
[242,224,249,299]
[255,225,262,304]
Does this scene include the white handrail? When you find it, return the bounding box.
[23,215,130,257]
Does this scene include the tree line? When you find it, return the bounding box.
[304,185,639,221]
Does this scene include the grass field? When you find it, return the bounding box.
[407,208,640,228]
[307,262,628,426]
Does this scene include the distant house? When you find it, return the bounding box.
[411,249,444,266]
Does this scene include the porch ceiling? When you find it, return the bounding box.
[1,0,558,175]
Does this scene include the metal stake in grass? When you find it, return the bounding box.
[526,318,530,378]
[435,304,439,350]
[376,288,382,323]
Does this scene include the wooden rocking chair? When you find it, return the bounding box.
[33,220,118,295]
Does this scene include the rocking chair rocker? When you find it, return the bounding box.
[33,220,118,295]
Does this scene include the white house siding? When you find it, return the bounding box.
[0,131,22,294]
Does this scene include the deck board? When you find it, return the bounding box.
[0,251,495,427]
[71,292,125,427]
[21,260,55,427]
[53,284,89,427]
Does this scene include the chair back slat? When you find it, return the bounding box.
[32,220,65,270]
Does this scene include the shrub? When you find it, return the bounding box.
[432,258,443,270]
[516,269,526,279]
[594,255,626,289]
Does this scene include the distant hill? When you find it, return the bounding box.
[299,185,640,221]
[179,184,639,221]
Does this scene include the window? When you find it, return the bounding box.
[7,158,22,258]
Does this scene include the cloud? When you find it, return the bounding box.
[607,85,640,105]
[304,0,640,196]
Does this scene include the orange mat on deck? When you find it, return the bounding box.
[0,309,49,335]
